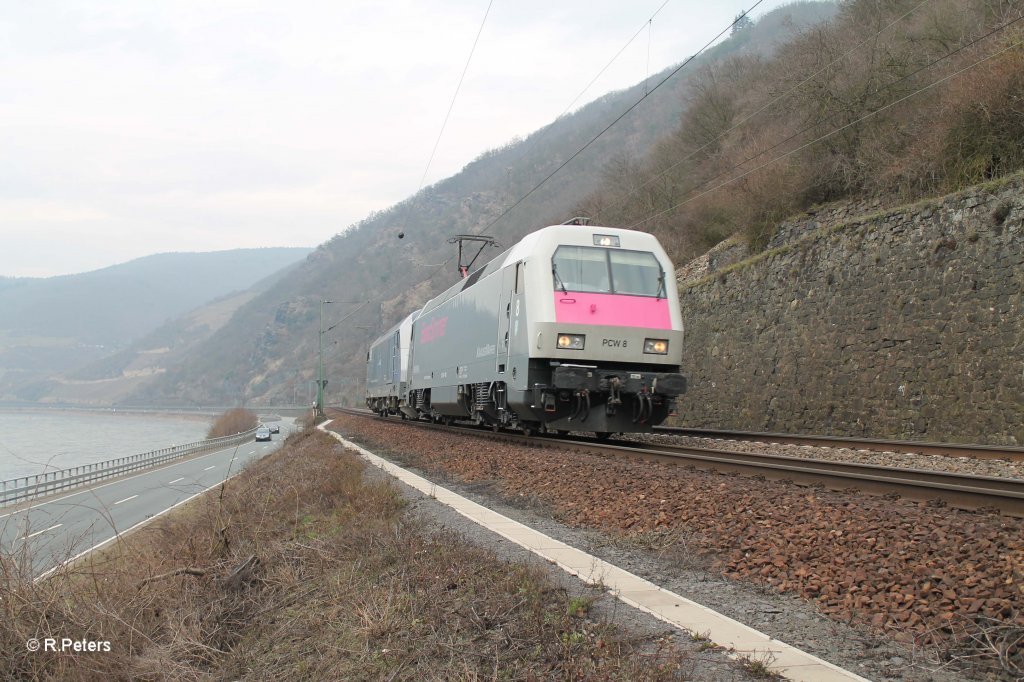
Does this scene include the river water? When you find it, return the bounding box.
[0,410,212,481]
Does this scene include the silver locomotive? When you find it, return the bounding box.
[366,223,686,437]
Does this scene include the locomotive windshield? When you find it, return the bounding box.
[551,246,664,297]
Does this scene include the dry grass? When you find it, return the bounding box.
[1,430,711,680]
[920,615,1024,680]
[206,408,258,438]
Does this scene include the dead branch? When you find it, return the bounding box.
[221,554,259,591]
[139,567,207,587]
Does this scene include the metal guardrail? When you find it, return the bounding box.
[0,428,258,507]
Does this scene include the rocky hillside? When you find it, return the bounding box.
[576,0,1024,254]
[127,2,838,408]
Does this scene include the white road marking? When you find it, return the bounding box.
[36,478,237,582]
[204,465,216,471]
[19,523,62,543]
[247,451,255,455]
[168,477,185,484]
[114,495,138,505]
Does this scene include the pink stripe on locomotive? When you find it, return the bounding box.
[553,292,672,329]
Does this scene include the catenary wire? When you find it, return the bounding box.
[341,1,690,337]
[399,1,766,292]
[564,0,672,117]
[415,0,494,194]
[362,6,1017,320]
[394,0,746,282]
[394,0,671,268]
[474,0,766,239]
[489,1,673,194]
[395,0,494,243]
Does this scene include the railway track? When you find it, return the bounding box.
[330,407,1024,517]
[656,426,1024,462]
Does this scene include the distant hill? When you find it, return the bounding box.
[35,262,305,406]
[0,248,311,403]
[0,249,313,345]
[124,3,839,409]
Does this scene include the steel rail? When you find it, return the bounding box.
[654,426,1024,462]
[605,440,1024,517]
[329,408,1024,517]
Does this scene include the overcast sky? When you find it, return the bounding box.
[1,0,795,278]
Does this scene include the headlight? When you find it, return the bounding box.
[644,338,669,354]
[557,334,585,350]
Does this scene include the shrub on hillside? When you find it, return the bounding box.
[939,46,1024,188]
[207,408,258,438]
[579,0,1024,261]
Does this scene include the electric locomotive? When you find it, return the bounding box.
[365,310,419,416]
[395,222,686,437]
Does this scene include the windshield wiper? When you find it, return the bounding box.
[655,269,666,300]
[552,264,569,295]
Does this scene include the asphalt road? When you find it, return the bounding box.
[0,419,295,578]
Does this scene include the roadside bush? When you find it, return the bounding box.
[295,408,317,431]
[207,407,258,438]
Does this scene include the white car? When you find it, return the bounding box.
[255,426,271,442]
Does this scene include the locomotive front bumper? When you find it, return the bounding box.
[551,364,687,396]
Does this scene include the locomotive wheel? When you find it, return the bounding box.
[522,425,535,437]
[492,422,501,433]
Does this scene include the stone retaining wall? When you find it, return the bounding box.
[675,175,1024,445]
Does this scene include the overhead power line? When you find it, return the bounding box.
[558,0,672,121]
[415,0,495,194]
[380,2,780,323]
[481,0,673,207]
[476,0,766,238]
[396,0,494,242]
[392,0,732,283]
